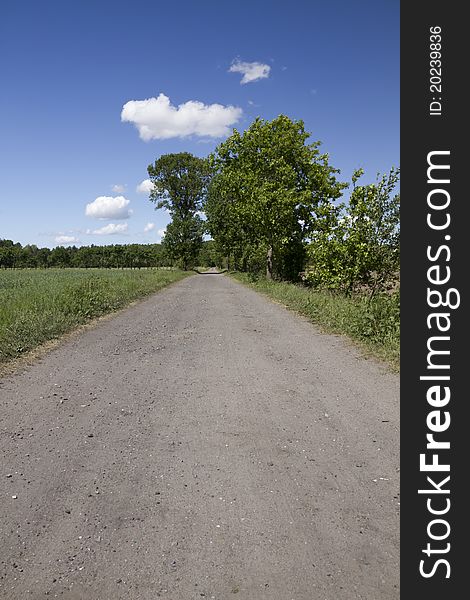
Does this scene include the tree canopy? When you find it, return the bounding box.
[148,152,211,217]
[205,115,346,279]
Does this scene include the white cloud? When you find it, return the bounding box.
[85,196,132,220]
[157,228,166,240]
[229,60,271,84]
[112,184,126,193]
[55,235,79,245]
[136,179,154,194]
[92,223,128,235]
[121,93,242,140]
[143,222,155,233]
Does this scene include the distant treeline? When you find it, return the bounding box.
[0,239,220,269]
[0,240,171,269]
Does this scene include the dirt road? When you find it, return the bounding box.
[0,273,399,599]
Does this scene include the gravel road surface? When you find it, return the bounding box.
[0,273,399,599]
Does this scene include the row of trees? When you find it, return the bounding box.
[3,114,399,294]
[146,115,399,294]
[0,240,173,269]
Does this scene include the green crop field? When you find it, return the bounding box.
[0,268,190,364]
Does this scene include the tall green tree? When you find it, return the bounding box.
[206,116,345,279]
[147,152,211,270]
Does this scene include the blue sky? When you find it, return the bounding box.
[0,0,399,248]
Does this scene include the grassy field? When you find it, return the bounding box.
[230,272,400,370]
[0,268,191,364]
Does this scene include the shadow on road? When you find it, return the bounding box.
[192,268,228,274]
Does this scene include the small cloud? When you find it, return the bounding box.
[156,228,166,240]
[281,66,287,71]
[143,222,155,233]
[112,184,126,193]
[92,223,128,235]
[310,89,317,95]
[121,93,242,140]
[85,196,132,220]
[229,60,271,84]
[55,235,79,245]
[136,179,154,194]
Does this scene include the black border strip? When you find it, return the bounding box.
[401,3,466,596]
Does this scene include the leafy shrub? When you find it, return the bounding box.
[306,168,400,295]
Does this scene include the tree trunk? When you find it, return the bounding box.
[266,245,273,280]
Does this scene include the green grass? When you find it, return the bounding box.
[0,268,191,364]
[230,272,400,370]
